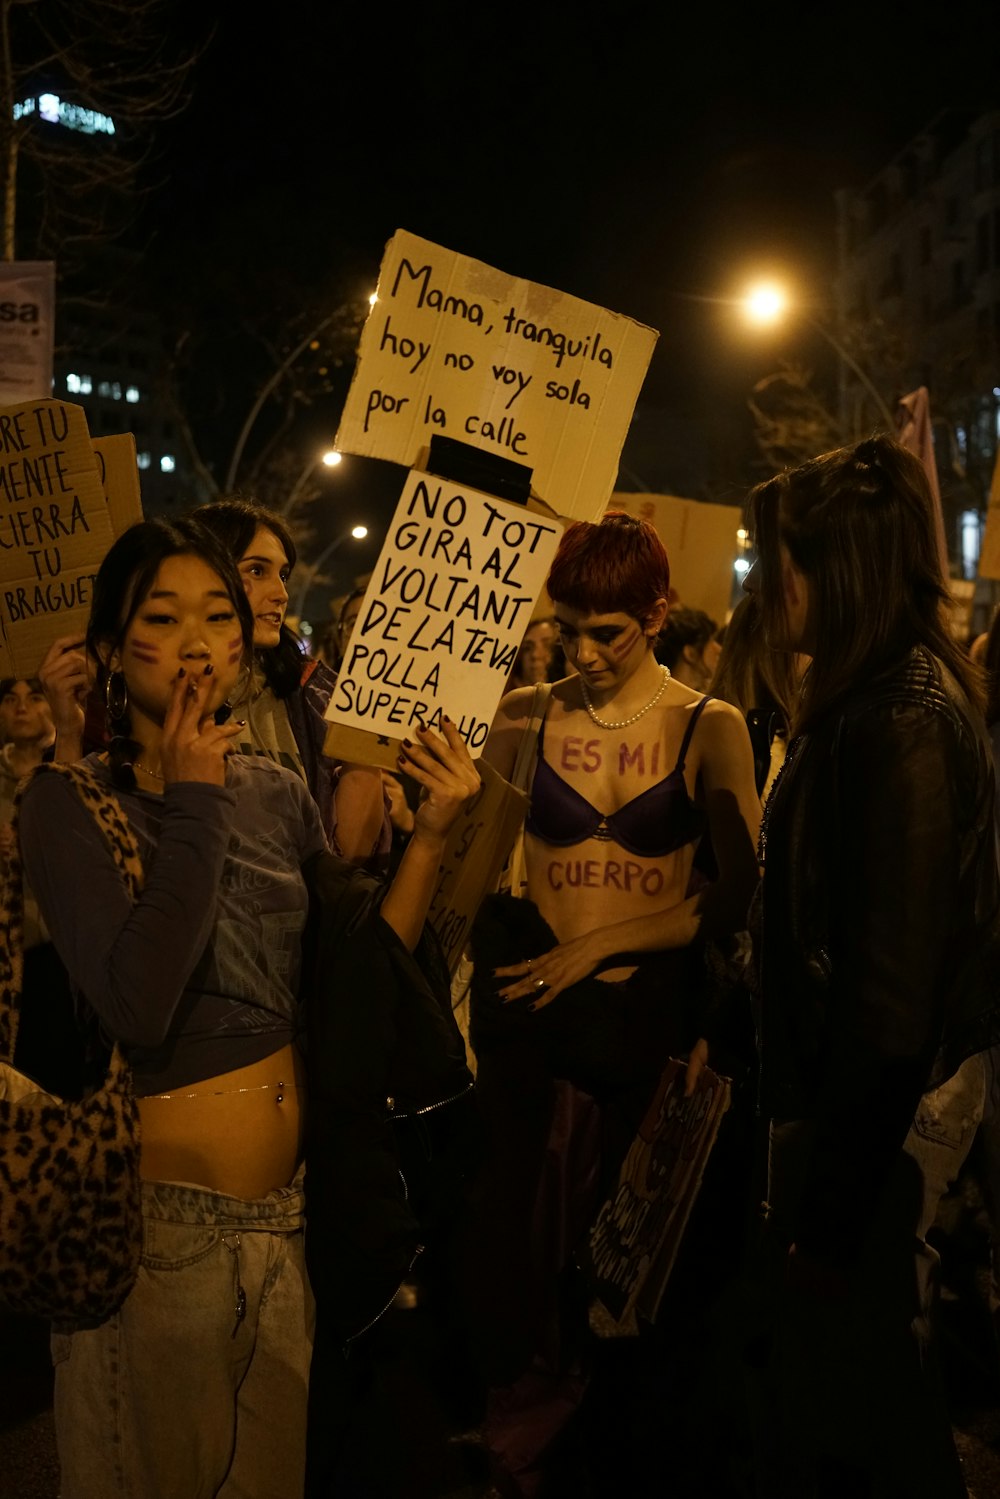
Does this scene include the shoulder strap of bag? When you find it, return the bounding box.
[510,681,552,794]
[498,682,553,900]
[0,763,144,1063]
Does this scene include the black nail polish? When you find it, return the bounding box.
[177,668,186,679]
[203,664,214,677]
[402,738,412,748]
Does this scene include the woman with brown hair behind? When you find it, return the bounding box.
[746,434,1000,1497]
[710,593,804,803]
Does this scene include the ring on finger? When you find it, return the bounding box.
[534,979,546,991]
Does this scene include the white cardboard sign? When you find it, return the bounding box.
[336,230,658,523]
[325,469,562,754]
[0,262,54,406]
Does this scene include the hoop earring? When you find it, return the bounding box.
[105,671,128,723]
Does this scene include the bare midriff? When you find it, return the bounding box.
[524,702,701,982]
[137,1041,306,1199]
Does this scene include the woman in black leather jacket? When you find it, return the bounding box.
[746,434,1000,1498]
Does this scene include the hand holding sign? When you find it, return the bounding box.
[398,715,481,842]
[38,633,91,756]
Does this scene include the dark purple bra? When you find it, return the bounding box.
[524,696,711,858]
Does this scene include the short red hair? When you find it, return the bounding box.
[546,512,670,624]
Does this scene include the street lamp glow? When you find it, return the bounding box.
[744,283,787,325]
[321,449,342,467]
[350,525,368,540]
[368,292,378,306]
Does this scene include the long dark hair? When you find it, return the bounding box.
[710,594,800,726]
[748,434,980,731]
[192,498,303,698]
[87,518,254,789]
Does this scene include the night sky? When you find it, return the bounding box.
[158,3,1000,346]
[140,0,1000,598]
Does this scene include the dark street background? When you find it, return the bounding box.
[4,1157,1000,1499]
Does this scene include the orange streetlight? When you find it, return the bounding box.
[741,280,894,429]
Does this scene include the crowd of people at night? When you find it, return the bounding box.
[4,432,1000,1499]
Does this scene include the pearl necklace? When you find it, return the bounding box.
[580,664,672,730]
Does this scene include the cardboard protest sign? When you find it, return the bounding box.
[947,578,976,640]
[611,492,741,625]
[0,399,114,677]
[324,470,562,757]
[321,719,402,774]
[336,230,658,523]
[978,442,1000,580]
[92,434,143,538]
[582,1059,730,1334]
[0,262,54,406]
[427,759,529,976]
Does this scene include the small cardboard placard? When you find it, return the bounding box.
[324,469,562,757]
[947,578,976,640]
[336,230,658,523]
[427,759,528,976]
[582,1059,730,1334]
[610,492,741,625]
[978,443,1000,581]
[0,399,114,677]
[92,433,143,538]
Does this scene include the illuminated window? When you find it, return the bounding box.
[160,455,176,473]
[66,373,82,394]
[97,380,113,398]
[125,386,140,404]
[136,452,152,470]
[961,509,981,581]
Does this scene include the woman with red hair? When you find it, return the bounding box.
[466,512,761,1496]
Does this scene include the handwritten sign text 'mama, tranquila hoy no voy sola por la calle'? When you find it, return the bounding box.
[335,230,658,524]
[325,470,562,754]
[0,399,114,677]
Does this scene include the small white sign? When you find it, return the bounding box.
[325,469,562,754]
[0,262,55,406]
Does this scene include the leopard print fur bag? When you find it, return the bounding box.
[0,762,143,1324]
